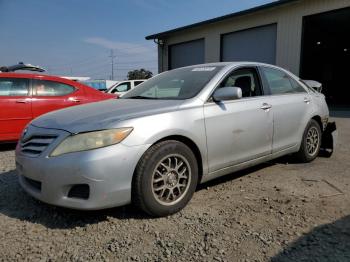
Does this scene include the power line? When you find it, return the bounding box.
[113,59,157,65]
[48,58,157,73]
[109,49,117,80]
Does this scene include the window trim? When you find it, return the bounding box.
[31,79,78,97]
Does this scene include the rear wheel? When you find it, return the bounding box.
[295,119,322,163]
[132,140,198,217]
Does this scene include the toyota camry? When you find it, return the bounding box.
[15,62,335,217]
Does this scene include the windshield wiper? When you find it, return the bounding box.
[126,96,158,99]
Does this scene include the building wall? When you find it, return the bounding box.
[158,0,350,75]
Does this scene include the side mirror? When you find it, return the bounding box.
[212,86,242,102]
[303,80,323,93]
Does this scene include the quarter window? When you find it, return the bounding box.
[0,78,29,96]
[33,80,75,96]
[219,68,263,98]
[261,67,306,95]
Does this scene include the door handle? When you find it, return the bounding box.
[261,103,272,111]
[68,97,81,103]
[15,100,29,104]
[304,97,311,104]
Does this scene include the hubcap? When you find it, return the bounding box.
[151,154,191,206]
[306,126,320,156]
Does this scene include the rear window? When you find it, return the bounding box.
[33,79,75,96]
[0,78,29,96]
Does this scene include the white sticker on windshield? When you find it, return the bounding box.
[192,67,216,72]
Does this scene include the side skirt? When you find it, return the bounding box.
[200,145,298,184]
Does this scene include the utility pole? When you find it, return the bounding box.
[109,49,116,80]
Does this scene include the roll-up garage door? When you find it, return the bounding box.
[221,24,277,64]
[169,39,205,70]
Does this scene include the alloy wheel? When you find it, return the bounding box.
[151,154,191,206]
[306,126,320,156]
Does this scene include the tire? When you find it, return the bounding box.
[132,140,198,217]
[295,119,322,163]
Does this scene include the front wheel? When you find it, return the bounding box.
[295,119,322,163]
[132,140,198,217]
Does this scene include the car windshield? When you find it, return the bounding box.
[122,66,223,100]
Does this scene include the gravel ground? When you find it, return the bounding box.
[0,116,349,262]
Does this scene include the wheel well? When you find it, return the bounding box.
[312,115,323,131]
[156,135,203,184]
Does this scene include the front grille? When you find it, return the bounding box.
[24,177,42,191]
[21,135,58,157]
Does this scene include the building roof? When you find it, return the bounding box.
[145,0,298,40]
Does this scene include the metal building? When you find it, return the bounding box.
[146,0,350,106]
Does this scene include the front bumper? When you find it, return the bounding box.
[16,126,150,210]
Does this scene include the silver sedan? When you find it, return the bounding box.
[16,62,332,217]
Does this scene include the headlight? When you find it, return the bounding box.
[50,128,133,157]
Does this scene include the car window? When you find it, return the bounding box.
[81,81,106,91]
[0,78,29,96]
[33,79,75,96]
[134,81,144,86]
[142,79,182,98]
[261,67,306,95]
[112,82,131,93]
[289,77,307,93]
[219,68,262,98]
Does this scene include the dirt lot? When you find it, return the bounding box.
[0,116,349,262]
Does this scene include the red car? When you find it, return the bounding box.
[0,73,115,142]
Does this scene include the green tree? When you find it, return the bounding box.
[127,68,153,80]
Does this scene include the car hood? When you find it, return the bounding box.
[31,99,183,133]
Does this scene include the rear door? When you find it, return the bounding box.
[0,77,32,141]
[31,79,86,118]
[259,66,312,152]
[204,67,273,172]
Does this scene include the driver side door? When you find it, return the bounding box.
[0,77,32,141]
[204,67,273,173]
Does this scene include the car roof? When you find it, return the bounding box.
[171,62,282,70]
[0,72,88,83]
[0,72,99,88]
